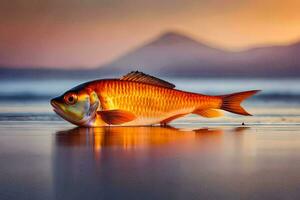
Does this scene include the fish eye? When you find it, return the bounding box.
[64,92,78,105]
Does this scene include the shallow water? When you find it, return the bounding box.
[1,123,300,200]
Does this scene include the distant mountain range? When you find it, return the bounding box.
[1,31,300,79]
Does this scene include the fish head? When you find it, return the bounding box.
[51,87,100,126]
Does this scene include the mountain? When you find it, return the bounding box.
[99,31,300,77]
[100,32,229,76]
[1,31,300,78]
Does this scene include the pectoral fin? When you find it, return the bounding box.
[193,109,223,118]
[97,110,136,125]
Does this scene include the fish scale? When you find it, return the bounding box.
[89,80,221,125]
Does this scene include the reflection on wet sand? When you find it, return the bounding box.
[55,126,249,158]
[56,126,219,147]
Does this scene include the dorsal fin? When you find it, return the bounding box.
[120,71,175,88]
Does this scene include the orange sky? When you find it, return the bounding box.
[1,0,300,68]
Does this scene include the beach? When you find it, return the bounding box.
[0,78,300,200]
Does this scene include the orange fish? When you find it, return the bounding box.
[50,71,260,127]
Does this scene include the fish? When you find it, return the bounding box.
[50,71,260,127]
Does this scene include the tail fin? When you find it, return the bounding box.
[220,90,260,116]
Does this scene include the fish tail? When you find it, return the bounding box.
[220,90,260,116]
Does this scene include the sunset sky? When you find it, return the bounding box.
[1,0,300,68]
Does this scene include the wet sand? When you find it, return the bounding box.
[1,122,300,200]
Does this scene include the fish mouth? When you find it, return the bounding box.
[51,99,65,117]
[50,99,72,122]
[51,100,66,119]
[50,99,59,110]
